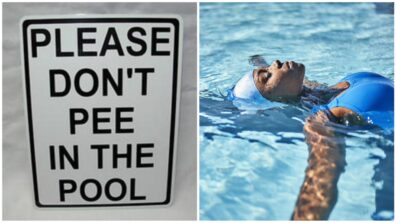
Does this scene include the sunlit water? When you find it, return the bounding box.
[199,3,394,220]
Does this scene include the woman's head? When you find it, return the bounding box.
[253,60,305,101]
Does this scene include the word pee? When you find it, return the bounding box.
[22,17,182,207]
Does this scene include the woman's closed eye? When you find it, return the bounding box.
[264,72,272,79]
[258,70,272,83]
[258,69,271,78]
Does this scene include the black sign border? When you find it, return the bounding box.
[22,18,180,207]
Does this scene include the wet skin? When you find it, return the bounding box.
[253,60,305,101]
[253,60,353,117]
[252,60,360,220]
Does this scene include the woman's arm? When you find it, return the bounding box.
[292,110,346,220]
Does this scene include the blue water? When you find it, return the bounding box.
[200,3,394,220]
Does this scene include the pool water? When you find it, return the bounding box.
[199,3,394,220]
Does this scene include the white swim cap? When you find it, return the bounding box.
[228,71,284,110]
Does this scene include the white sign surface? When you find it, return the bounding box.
[21,16,182,207]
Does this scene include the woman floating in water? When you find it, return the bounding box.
[228,59,394,220]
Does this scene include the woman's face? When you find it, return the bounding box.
[253,60,305,101]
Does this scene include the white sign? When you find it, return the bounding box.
[21,16,182,207]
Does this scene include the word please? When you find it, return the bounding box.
[30,27,172,58]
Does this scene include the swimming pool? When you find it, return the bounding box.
[200,3,394,220]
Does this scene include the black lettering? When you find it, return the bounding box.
[103,68,123,96]
[136,143,154,168]
[105,178,127,201]
[92,108,111,134]
[91,144,110,169]
[130,178,146,200]
[49,145,56,170]
[152,27,170,56]
[55,28,74,57]
[77,28,97,56]
[112,144,132,168]
[59,179,77,202]
[70,108,88,134]
[135,68,155,95]
[80,179,102,202]
[49,69,71,97]
[75,68,99,97]
[127,27,147,56]
[99,27,124,56]
[58,145,79,169]
[115,107,134,133]
[31,29,51,58]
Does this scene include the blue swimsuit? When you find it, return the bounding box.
[313,72,394,130]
